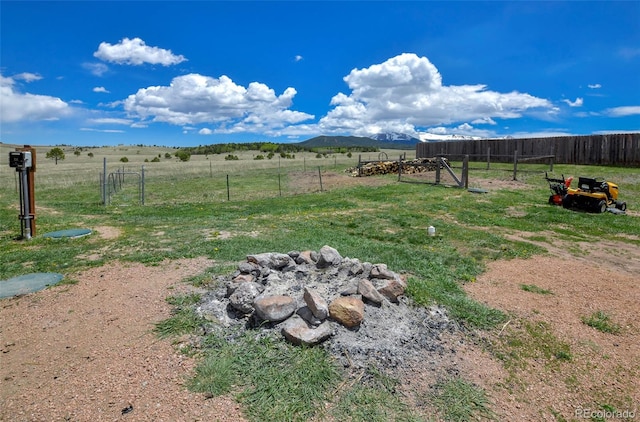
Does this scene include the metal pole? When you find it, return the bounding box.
[21,170,31,239]
[318,167,323,192]
[513,149,518,181]
[435,157,441,185]
[141,165,145,205]
[278,172,282,197]
[103,157,107,205]
[463,155,469,189]
[397,155,402,181]
[226,174,230,201]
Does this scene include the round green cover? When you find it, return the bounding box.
[42,228,92,239]
[0,273,64,299]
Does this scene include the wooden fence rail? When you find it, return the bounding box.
[416,133,640,166]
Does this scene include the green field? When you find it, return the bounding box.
[1,144,639,421]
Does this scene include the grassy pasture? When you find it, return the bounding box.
[1,143,639,421]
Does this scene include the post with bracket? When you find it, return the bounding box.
[8,145,37,239]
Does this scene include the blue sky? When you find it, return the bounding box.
[1,1,639,147]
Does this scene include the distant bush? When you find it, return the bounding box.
[254,155,265,160]
[87,152,94,158]
[151,157,160,163]
[120,157,129,163]
[175,150,191,162]
[165,153,172,159]
[225,154,239,161]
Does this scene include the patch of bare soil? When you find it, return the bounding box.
[287,170,394,194]
[0,258,245,422]
[460,248,640,420]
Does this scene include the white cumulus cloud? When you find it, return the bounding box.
[318,53,553,136]
[14,72,42,83]
[123,73,314,133]
[563,97,583,107]
[604,106,640,117]
[88,118,133,125]
[94,37,187,66]
[588,83,602,89]
[93,86,110,93]
[83,62,109,76]
[199,128,213,135]
[0,74,70,123]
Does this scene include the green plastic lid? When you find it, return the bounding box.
[0,273,65,299]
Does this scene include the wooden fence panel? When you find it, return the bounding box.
[415,133,639,166]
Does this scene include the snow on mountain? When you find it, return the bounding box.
[368,132,421,143]
[417,132,482,142]
[369,131,482,143]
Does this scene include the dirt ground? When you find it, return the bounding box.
[0,258,246,422]
[1,219,638,421]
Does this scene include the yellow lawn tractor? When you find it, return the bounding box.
[545,173,627,213]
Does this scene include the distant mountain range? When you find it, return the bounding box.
[296,132,480,150]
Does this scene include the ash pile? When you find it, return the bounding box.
[197,245,457,370]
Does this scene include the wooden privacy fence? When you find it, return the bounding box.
[416,133,640,166]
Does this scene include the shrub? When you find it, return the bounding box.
[120,157,129,163]
[175,150,191,162]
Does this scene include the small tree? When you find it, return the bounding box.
[120,157,129,163]
[88,152,94,158]
[74,149,81,157]
[46,147,65,165]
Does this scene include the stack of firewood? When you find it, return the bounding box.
[346,158,445,177]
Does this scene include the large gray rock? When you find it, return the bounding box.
[316,245,342,268]
[370,263,397,280]
[253,295,297,322]
[247,252,294,270]
[238,261,261,276]
[358,279,385,305]
[282,317,333,346]
[229,282,264,313]
[303,287,329,320]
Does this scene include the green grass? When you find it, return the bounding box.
[493,320,573,375]
[430,377,495,421]
[331,367,423,421]
[581,311,621,334]
[154,293,205,338]
[189,332,341,422]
